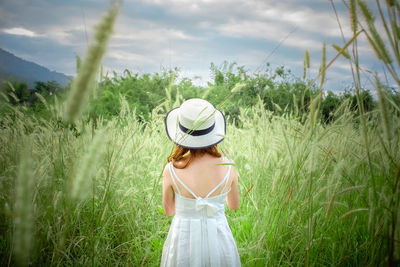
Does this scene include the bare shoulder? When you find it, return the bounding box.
[163,163,174,189]
[162,163,170,178]
[224,157,238,180]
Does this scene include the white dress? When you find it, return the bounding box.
[161,162,241,267]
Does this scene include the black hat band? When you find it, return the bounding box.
[179,122,215,136]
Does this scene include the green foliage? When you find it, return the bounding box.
[2,63,377,127]
[205,61,321,123]
[90,69,178,120]
[2,79,30,105]
[321,91,340,122]
[34,80,63,96]
[1,79,63,107]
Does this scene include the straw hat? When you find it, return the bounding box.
[164,98,226,149]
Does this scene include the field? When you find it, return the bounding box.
[0,95,399,266]
[1,1,400,266]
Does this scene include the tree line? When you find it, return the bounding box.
[1,62,398,124]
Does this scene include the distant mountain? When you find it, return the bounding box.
[0,48,72,88]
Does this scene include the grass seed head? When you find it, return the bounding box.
[65,3,120,122]
[350,0,358,34]
[13,139,35,266]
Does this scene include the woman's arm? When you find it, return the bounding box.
[162,164,175,216]
[226,167,239,210]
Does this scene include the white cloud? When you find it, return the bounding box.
[217,19,322,50]
[253,3,348,38]
[107,50,151,62]
[106,46,183,70]
[142,0,349,39]
[217,20,283,39]
[45,26,87,46]
[113,26,197,43]
[2,27,42,37]
[285,34,323,50]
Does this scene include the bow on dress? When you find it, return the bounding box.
[195,197,219,217]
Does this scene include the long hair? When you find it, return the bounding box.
[167,145,222,168]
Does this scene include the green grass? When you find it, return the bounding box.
[0,96,398,266]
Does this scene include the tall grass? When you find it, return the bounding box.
[1,93,398,265]
[332,0,400,264]
[13,138,35,266]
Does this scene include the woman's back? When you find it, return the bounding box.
[171,155,233,199]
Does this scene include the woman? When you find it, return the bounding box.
[161,98,241,267]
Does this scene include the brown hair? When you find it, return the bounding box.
[167,145,222,169]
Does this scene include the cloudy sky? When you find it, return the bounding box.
[0,0,392,92]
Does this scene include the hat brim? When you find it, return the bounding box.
[164,107,226,149]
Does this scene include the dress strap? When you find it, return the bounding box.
[169,162,198,199]
[206,165,232,198]
[168,162,181,195]
[219,164,232,194]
